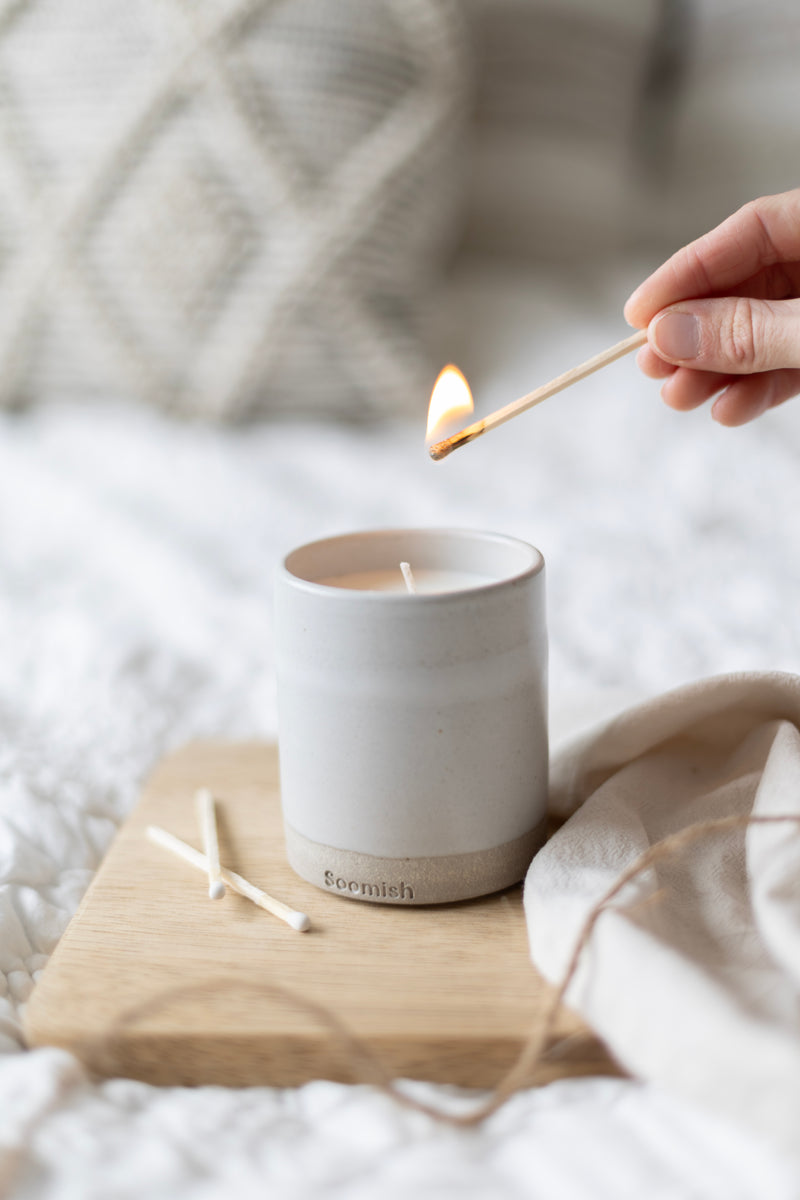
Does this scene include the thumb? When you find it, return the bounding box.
[648,297,800,374]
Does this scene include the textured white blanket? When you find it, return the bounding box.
[3,261,800,1197]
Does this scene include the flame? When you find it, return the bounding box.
[426,364,474,443]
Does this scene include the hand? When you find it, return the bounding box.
[624,190,800,425]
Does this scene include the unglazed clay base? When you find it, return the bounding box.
[284,820,548,905]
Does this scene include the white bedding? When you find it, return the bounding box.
[3,258,800,1198]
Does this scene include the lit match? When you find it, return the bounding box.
[428,329,647,461]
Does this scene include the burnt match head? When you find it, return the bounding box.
[428,422,485,461]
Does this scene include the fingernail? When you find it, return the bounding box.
[622,292,639,324]
[652,311,700,362]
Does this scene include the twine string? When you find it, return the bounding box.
[86,812,800,1128]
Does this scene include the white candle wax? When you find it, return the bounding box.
[316,568,493,594]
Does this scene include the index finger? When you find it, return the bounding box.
[624,190,800,327]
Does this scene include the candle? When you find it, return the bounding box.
[316,568,493,593]
[274,529,548,905]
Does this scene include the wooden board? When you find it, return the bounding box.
[24,742,619,1089]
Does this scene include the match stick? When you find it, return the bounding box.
[399,561,417,594]
[146,825,311,932]
[429,329,647,461]
[196,788,225,900]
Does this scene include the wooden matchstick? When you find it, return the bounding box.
[399,562,417,594]
[146,825,311,932]
[428,329,647,461]
[196,788,225,900]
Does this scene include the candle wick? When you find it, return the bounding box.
[399,562,418,594]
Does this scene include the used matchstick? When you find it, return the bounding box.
[146,825,311,932]
[428,329,648,461]
[399,561,417,594]
[196,787,226,900]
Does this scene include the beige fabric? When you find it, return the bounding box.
[525,672,800,1161]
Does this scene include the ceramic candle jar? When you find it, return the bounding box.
[274,529,548,905]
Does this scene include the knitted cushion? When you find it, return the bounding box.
[462,0,659,262]
[642,0,800,251]
[0,0,469,419]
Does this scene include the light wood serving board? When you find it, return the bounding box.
[24,742,619,1089]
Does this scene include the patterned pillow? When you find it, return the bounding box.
[0,0,469,418]
[642,0,800,250]
[462,0,660,262]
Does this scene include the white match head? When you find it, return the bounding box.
[208,880,226,901]
[288,911,311,932]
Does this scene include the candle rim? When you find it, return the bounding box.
[279,527,544,600]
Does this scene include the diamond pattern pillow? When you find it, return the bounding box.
[0,0,468,418]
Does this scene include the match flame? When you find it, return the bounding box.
[426,364,474,443]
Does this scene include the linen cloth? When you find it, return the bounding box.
[526,671,800,1162]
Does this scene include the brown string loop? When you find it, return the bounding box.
[85,812,800,1129]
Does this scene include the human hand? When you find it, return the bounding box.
[624,190,800,425]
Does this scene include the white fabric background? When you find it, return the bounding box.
[3,259,800,1197]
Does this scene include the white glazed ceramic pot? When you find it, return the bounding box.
[274,529,547,905]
